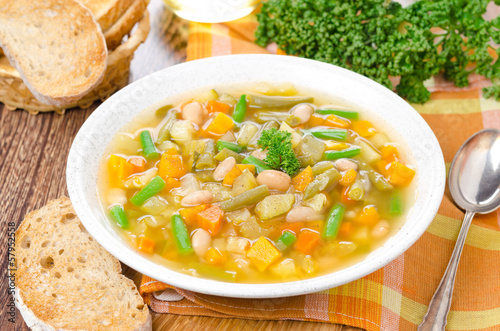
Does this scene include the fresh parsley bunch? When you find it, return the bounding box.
[255,0,500,103]
[258,128,300,176]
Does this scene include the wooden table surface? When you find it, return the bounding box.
[0,1,364,330]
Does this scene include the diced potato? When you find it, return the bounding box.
[170,120,195,141]
[324,240,358,257]
[279,121,301,148]
[196,89,219,102]
[171,174,201,197]
[238,217,270,240]
[106,188,127,205]
[246,237,282,272]
[301,256,318,274]
[303,193,327,213]
[140,196,169,215]
[231,170,258,196]
[270,258,297,278]
[114,133,141,154]
[236,123,259,146]
[226,237,250,254]
[357,138,382,164]
[203,183,232,202]
[212,238,227,251]
[181,140,206,157]
[157,141,180,153]
[139,215,167,228]
[225,208,251,224]
[352,227,371,245]
[219,131,237,142]
[255,194,295,221]
[368,132,390,149]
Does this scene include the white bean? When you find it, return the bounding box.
[371,220,390,239]
[192,229,212,257]
[334,158,358,171]
[106,188,127,205]
[213,157,236,181]
[182,101,204,126]
[256,170,291,191]
[180,190,213,207]
[250,149,267,160]
[292,104,314,124]
[286,206,322,223]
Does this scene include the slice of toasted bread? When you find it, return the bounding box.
[104,0,150,50]
[80,0,135,31]
[15,197,151,331]
[0,0,107,107]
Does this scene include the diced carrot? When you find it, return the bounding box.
[205,112,235,135]
[295,230,321,255]
[128,157,147,173]
[163,177,181,193]
[137,236,155,254]
[339,168,357,186]
[309,114,325,127]
[292,166,313,192]
[281,222,305,236]
[377,159,391,178]
[108,155,134,186]
[304,220,324,233]
[236,164,256,175]
[206,100,231,114]
[205,247,227,266]
[325,115,350,128]
[380,145,399,162]
[338,221,353,238]
[158,150,187,178]
[246,237,282,271]
[222,166,242,186]
[340,186,357,206]
[352,120,377,138]
[198,205,224,235]
[356,206,380,226]
[179,204,209,226]
[325,141,349,150]
[387,161,416,186]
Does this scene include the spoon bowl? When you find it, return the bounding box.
[449,128,500,213]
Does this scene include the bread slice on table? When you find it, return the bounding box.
[15,197,151,331]
[0,0,107,107]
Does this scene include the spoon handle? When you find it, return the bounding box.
[418,210,475,331]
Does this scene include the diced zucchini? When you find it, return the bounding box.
[255,194,295,220]
[304,193,327,213]
[214,148,244,163]
[369,132,390,149]
[303,168,341,200]
[236,123,259,146]
[238,217,271,240]
[202,183,232,202]
[170,120,195,141]
[296,135,326,162]
[140,196,169,215]
[357,139,381,164]
[270,258,297,278]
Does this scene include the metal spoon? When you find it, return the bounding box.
[418,128,500,331]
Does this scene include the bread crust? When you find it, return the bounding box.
[78,0,136,31]
[14,197,151,331]
[0,0,107,107]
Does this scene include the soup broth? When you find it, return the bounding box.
[98,83,416,283]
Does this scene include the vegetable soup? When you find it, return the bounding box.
[98,83,416,283]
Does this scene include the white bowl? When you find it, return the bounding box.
[67,54,445,298]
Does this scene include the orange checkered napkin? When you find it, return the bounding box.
[140,13,500,331]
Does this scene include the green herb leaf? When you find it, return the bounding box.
[258,128,300,176]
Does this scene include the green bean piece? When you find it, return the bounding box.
[311,161,334,176]
[156,109,177,144]
[139,131,160,160]
[241,155,272,173]
[303,168,341,200]
[347,180,365,201]
[323,204,346,240]
[390,190,403,216]
[356,159,393,191]
[196,139,217,170]
[171,214,193,255]
[188,262,237,282]
[214,148,244,163]
[323,147,361,160]
[194,170,215,182]
[315,109,359,120]
[155,104,173,118]
[218,185,270,212]
[130,176,166,206]
[216,140,244,153]
[236,123,259,146]
[109,205,129,229]
[248,94,313,108]
[309,129,348,141]
[233,94,247,123]
[275,231,297,251]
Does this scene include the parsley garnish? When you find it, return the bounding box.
[258,128,300,176]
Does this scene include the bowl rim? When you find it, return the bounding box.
[67,54,445,298]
